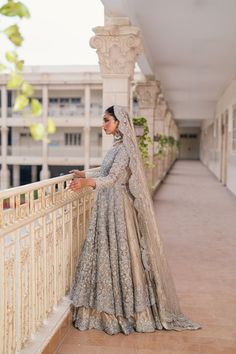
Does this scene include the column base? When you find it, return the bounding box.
[40,168,51,180]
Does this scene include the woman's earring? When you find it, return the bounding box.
[114,128,123,141]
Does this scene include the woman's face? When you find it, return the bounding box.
[102,112,119,135]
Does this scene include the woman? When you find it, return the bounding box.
[69,105,201,335]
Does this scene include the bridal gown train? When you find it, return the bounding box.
[69,139,201,335]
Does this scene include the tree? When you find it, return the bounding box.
[0,0,55,140]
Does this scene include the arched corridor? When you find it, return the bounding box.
[55,160,236,354]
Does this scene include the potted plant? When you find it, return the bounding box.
[133,117,154,167]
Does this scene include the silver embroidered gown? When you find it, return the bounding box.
[69,139,165,335]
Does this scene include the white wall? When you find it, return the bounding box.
[200,75,236,196]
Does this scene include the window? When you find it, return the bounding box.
[29,97,42,104]
[71,98,81,104]
[60,98,69,105]
[65,133,81,146]
[233,105,236,151]
[20,133,31,138]
[49,98,58,104]
[180,134,197,139]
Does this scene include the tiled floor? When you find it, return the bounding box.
[56,161,236,354]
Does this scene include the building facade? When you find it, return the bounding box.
[0,66,140,188]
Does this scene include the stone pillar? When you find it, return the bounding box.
[153,94,168,180]
[40,86,50,180]
[31,165,37,182]
[135,81,161,187]
[90,18,142,157]
[13,164,20,187]
[0,86,10,190]
[84,85,90,170]
[164,111,172,171]
[136,80,161,144]
[164,111,172,137]
[172,120,179,161]
[155,95,168,136]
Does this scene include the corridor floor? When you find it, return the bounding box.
[56,160,236,354]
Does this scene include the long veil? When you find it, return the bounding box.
[114,105,201,331]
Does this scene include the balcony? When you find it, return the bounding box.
[0,172,97,354]
[0,146,176,353]
[90,103,103,117]
[5,145,102,159]
[48,105,85,117]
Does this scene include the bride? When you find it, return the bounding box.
[69,105,201,335]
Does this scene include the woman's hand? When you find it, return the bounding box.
[69,178,96,192]
[69,178,85,192]
[69,169,85,178]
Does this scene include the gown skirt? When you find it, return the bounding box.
[69,184,165,335]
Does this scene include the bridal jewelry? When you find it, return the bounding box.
[114,129,123,141]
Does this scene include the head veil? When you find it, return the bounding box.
[113,105,201,331]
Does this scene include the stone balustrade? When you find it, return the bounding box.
[0,147,177,353]
[0,172,96,354]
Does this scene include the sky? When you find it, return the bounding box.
[1,0,104,66]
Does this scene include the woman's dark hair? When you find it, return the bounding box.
[105,105,118,121]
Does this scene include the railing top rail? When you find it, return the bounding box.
[0,167,100,199]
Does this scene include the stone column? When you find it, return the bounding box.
[84,85,90,170]
[135,80,161,187]
[90,18,142,157]
[0,86,10,190]
[40,86,50,180]
[154,95,168,136]
[13,164,20,187]
[31,165,37,182]
[164,111,172,171]
[154,94,168,180]
[136,80,161,144]
[164,111,172,137]
[172,120,179,161]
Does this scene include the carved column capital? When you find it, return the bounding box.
[135,80,161,109]
[90,25,143,79]
[156,96,168,120]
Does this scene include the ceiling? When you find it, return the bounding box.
[101,0,236,127]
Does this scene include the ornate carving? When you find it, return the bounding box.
[90,25,143,78]
[156,96,168,120]
[135,81,161,109]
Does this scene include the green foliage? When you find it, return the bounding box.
[133,117,154,167]
[154,134,179,156]
[14,94,28,111]
[7,71,22,88]
[31,98,42,116]
[5,50,17,63]
[30,123,45,141]
[4,24,23,46]
[0,1,30,18]
[0,0,55,142]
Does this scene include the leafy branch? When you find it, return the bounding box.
[154,134,179,156]
[133,116,154,167]
[0,0,56,141]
